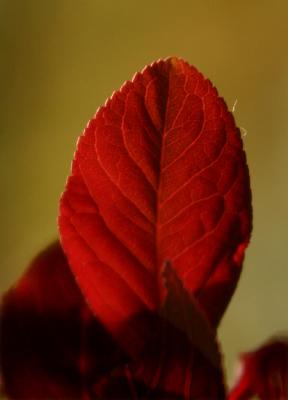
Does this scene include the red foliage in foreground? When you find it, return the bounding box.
[1,58,286,399]
[0,242,225,398]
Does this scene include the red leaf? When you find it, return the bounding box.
[59,57,252,332]
[229,337,288,400]
[0,242,126,399]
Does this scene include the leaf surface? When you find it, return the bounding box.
[161,261,221,368]
[59,57,252,333]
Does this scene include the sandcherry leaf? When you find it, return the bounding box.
[59,57,252,334]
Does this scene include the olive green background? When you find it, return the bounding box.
[1,0,287,384]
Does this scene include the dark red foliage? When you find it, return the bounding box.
[0,242,126,398]
[0,242,226,399]
[229,338,288,400]
[59,57,252,335]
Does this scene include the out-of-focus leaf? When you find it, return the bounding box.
[0,242,126,399]
[229,337,288,400]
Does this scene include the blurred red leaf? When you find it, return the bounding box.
[0,242,126,399]
[229,337,288,400]
[59,57,252,334]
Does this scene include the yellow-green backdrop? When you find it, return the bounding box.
[1,0,287,384]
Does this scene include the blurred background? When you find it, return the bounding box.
[1,0,287,384]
